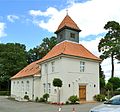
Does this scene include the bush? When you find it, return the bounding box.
[68,95,79,104]
[65,101,70,104]
[94,94,106,102]
[39,97,45,102]
[113,90,120,95]
[35,97,39,102]
[0,91,10,96]
[24,95,29,100]
[43,93,49,102]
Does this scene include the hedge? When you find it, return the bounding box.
[0,91,10,96]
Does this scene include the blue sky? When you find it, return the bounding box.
[0,0,120,79]
[0,0,89,50]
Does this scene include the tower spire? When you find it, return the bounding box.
[66,9,68,15]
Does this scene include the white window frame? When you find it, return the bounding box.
[80,61,85,72]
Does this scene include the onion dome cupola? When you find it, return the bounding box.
[55,14,81,43]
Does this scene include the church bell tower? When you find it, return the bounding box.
[55,14,81,43]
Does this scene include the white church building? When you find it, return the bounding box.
[11,14,101,103]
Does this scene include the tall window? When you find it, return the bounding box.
[80,61,85,72]
[17,81,19,92]
[26,81,29,92]
[45,64,48,74]
[13,81,15,92]
[21,81,24,92]
[43,83,46,93]
[70,33,75,38]
[51,61,55,72]
[48,83,51,93]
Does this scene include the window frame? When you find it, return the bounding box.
[70,33,75,39]
[80,61,85,72]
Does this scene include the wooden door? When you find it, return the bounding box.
[79,85,86,101]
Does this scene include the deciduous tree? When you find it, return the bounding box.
[0,43,27,90]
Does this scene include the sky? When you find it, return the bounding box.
[0,0,120,80]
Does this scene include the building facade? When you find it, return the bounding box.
[11,14,101,103]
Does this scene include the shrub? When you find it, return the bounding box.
[94,94,106,102]
[24,95,29,100]
[113,90,120,95]
[68,95,79,104]
[39,97,45,102]
[0,91,10,96]
[43,93,49,102]
[65,101,70,104]
[7,96,15,101]
[35,97,39,102]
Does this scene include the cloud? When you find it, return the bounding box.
[101,58,120,80]
[28,0,120,80]
[0,22,7,38]
[29,7,59,17]
[80,36,101,57]
[29,0,120,37]
[7,15,19,23]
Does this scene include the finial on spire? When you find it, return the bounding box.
[66,9,68,15]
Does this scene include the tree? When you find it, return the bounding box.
[27,47,40,64]
[99,65,105,93]
[105,82,113,99]
[53,78,62,88]
[0,43,27,90]
[108,77,120,91]
[98,21,120,78]
[27,36,57,63]
[43,93,49,102]
[53,78,62,103]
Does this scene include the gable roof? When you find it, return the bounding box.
[38,41,101,63]
[11,41,101,79]
[55,15,81,33]
[11,60,41,79]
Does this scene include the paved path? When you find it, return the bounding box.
[0,96,101,112]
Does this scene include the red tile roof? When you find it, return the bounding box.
[55,15,81,33]
[11,41,101,79]
[11,60,41,79]
[38,41,101,63]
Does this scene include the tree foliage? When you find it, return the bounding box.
[108,77,120,90]
[98,21,120,78]
[27,36,57,63]
[0,43,27,90]
[99,65,105,89]
[53,78,62,87]
[43,93,49,102]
